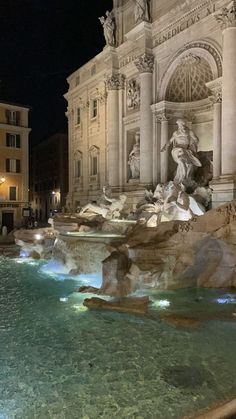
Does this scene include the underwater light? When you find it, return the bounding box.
[60,297,68,302]
[152,299,170,309]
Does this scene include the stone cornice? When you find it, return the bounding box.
[215,1,236,29]
[106,73,125,90]
[151,98,212,118]
[134,54,154,73]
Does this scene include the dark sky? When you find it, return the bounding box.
[0,0,112,146]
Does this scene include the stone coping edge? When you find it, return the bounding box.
[192,397,236,419]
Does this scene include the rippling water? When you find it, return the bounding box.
[0,256,236,418]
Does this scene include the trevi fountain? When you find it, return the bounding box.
[4,118,236,418]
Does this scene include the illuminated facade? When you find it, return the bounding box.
[65,0,236,209]
[0,102,30,231]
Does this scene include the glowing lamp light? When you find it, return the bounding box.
[0,176,6,184]
[35,234,42,241]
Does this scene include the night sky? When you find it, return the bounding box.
[0,0,112,146]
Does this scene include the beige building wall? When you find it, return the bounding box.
[65,0,232,208]
[0,102,31,231]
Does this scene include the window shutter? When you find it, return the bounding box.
[16,159,21,173]
[16,111,20,125]
[6,133,10,147]
[5,110,10,123]
[6,159,10,172]
[16,135,21,148]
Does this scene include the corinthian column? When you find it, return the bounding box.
[135,54,154,185]
[207,78,222,179]
[106,73,125,187]
[156,113,169,183]
[216,2,236,176]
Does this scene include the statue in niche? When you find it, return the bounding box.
[99,11,116,47]
[134,0,150,23]
[161,119,202,185]
[78,187,127,220]
[128,132,140,180]
[127,79,140,109]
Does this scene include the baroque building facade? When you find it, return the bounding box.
[65,0,236,209]
[0,102,30,231]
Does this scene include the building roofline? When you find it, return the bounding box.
[0,100,31,110]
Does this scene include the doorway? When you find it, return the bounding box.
[2,212,14,232]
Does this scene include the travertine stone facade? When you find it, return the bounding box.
[65,0,234,208]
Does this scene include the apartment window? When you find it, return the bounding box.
[5,110,20,126]
[91,99,98,119]
[6,133,21,148]
[6,159,21,173]
[76,108,81,125]
[9,186,17,201]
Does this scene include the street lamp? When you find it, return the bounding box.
[0,176,6,185]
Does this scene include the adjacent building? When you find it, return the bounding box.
[0,102,30,231]
[29,133,68,221]
[65,0,236,209]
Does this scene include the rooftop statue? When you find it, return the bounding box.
[78,187,127,220]
[134,0,150,23]
[99,11,116,47]
[128,132,140,180]
[161,119,202,185]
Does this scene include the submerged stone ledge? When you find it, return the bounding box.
[83,296,150,314]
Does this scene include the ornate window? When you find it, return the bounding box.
[89,146,100,187]
[76,108,81,125]
[74,150,82,179]
[91,99,98,119]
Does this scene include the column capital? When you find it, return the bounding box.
[106,73,125,90]
[206,77,222,103]
[135,53,154,73]
[215,1,236,30]
[155,112,170,123]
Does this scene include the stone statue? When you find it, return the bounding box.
[134,0,150,23]
[99,11,116,47]
[161,119,202,185]
[127,79,140,109]
[78,187,127,220]
[128,133,140,180]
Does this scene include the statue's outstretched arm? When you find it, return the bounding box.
[161,135,173,152]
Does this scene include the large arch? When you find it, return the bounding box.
[159,41,222,101]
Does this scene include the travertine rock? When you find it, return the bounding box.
[83,296,150,314]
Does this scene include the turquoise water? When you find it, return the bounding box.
[1,256,236,418]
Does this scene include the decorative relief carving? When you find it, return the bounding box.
[135,54,154,73]
[127,79,140,109]
[106,74,125,90]
[215,1,236,29]
[155,113,170,123]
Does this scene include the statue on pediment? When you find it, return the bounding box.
[99,11,116,47]
[134,0,150,23]
[161,119,202,185]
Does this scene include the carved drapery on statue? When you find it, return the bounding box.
[161,119,202,186]
[134,0,150,23]
[99,11,116,47]
[128,132,140,180]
